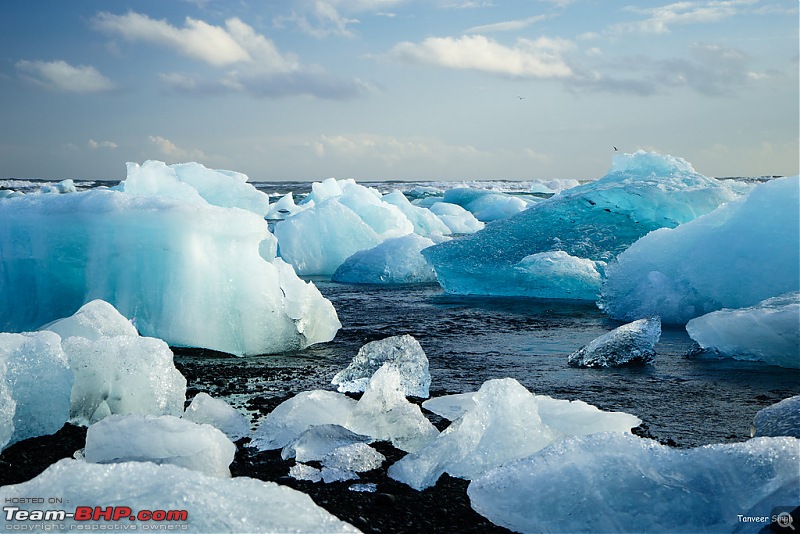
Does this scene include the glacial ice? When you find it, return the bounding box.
[0,459,359,532]
[601,176,799,323]
[42,299,138,340]
[266,192,304,220]
[249,390,357,450]
[63,333,186,425]
[686,292,800,368]
[514,251,605,300]
[389,378,638,490]
[0,331,72,449]
[0,163,340,356]
[322,442,385,473]
[119,160,271,216]
[752,395,800,438]
[427,202,485,234]
[331,234,438,285]
[468,433,800,534]
[331,335,431,398]
[282,424,373,462]
[381,190,452,237]
[423,151,741,297]
[567,317,661,367]
[345,364,439,453]
[289,463,323,482]
[441,188,532,222]
[529,178,581,194]
[183,392,250,441]
[84,414,236,478]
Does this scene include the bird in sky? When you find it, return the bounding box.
[613,146,618,151]
[517,96,525,100]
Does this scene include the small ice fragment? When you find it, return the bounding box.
[568,317,661,367]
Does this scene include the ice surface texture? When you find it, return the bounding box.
[686,292,799,368]
[0,162,340,356]
[568,317,661,367]
[389,378,640,490]
[423,151,740,298]
[184,392,250,441]
[331,234,438,285]
[331,335,431,398]
[0,459,359,533]
[753,395,800,438]
[468,433,799,534]
[85,414,236,477]
[601,176,799,324]
[0,331,71,450]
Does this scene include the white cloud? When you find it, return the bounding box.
[15,60,115,93]
[389,34,574,79]
[464,15,549,34]
[149,135,207,161]
[610,0,757,35]
[88,139,118,150]
[274,2,359,39]
[92,11,252,66]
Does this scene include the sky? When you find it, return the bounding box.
[0,0,797,182]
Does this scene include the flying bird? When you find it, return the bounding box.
[613,146,618,151]
[517,96,525,100]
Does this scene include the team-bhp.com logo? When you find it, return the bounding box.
[4,505,189,531]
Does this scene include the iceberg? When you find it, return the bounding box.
[427,202,485,234]
[331,335,431,398]
[249,390,357,451]
[84,414,236,478]
[281,424,373,462]
[331,234,439,285]
[567,317,661,367]
[685,292,800,368]
[752,395,800,438]
[389,378,639,490]
[441,188,531,222]
[514,251,605,300]
[0,163,340,356]
[345,364,439,453]
[0,331,71,449]
[601,176,800,323]
[381,190,451,237]
[423,151,741,298]
[468,433,799,534]
[183,392,250,441]
[0,459,359,532]
[42,299,138,340]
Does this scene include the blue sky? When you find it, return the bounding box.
[1,0,797,181]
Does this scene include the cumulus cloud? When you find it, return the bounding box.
[88,139,118,150]
[609,0,757,35]
[15,60,115,93]
[388,34,575,79]
[149,135,207,161]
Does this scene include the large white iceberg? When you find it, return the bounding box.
[331,335,431,398]
[601,176,799,323]
[427,202,485,234]
[514,251,605,300]
[389,378,640,490]
[0,459,359,533]
[468,433,799,534]
[0,162,340,356]
[84,414,236,478]
[686,292,799,368]
[0,331,72,449]
[331,234,438,285]
[423,151,741,298]
[752,395,800,438]
[567,317,661,367]
[441,188,532,222]
[381,190,451,237]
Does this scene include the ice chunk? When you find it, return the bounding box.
[65,335,186,425]
[349,483,378,493]
[513,251,605,300]
[388,378,561,490]
[382,190,451,237]
[290,463,323,482]
[266,192,305,220]
[468,433,799,534]
[249,390,357,451]
[84,414,236,477]
[339,182,414,239]
[332,335,431,398]
[345,364,439,453]
[332,234,438,285]
[42,299,138,340]
[183,392,250,441]
[322,443,385,473]
[320,466,359,483]
[685,292,799,368]
[0,459,359,532]
[0,179,339,356]
[120,160,271,216]
[601,176,799,323]
[752,395,800,438]
[428,202,485,234]
[568,317,661,367]
[424,151,740,297]
[442,188,531,222]
[529,179,581,194]
[282,424,373,462]
[0,331,71,448]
